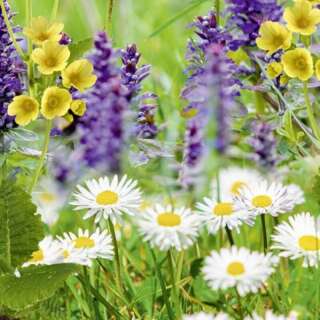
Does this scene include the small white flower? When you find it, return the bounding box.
[196,197,255,234]
[14,269,21,278]
[23,236,62,267]
[183,312,230,320]
[32,177,66,226]
[203,246,279,296]
[245,310,298,320]
[272,212,320,267]
[137,204,201,251]
[212,167,262,201]
[235,180,298,217]
[60,228,114,261]
[70,175,142,223]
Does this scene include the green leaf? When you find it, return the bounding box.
[0,264,79,310]
[0,181,44,268]
[69,38,93,62]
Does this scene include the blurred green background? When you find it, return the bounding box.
[11,0,212,110]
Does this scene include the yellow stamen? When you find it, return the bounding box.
[230,181,247,195]
[74,237,95,249]
[252,195,272,208]
[227,261,245,276]
[157,212,181,227]
[96,190,118,205]
[299,235,320,251]
[213,202,233,216]
[63,250,70,258]
[40,192,56,203]
[30,250,44,262]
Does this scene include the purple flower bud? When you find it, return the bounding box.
[59,32,72,45]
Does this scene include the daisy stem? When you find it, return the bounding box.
[261,214,268,253]
[107,218,124,297]
[225,226,234,246]
[0,0,25,59]
[28,119,52,193]
[303,81,320,140]
[167,249,182,319]
[235,290,244,319]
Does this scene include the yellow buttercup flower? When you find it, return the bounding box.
[31,41,70,75]
[303,0,320,5]
[284,0,320,35]
[266,62,283,79]
[41,87,72,119]
[7,95,39,126]
[71,99,87,116]
[62,59,97,92]
[281,48,314,81]
[256,22,292,55]
[23,16,64,45]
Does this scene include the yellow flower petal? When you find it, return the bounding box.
[70,99,87,116]
[23,16,64,45]
[62,59,97,92]
[41,86,72,120]
[31,41,70,75]
[266,62,283,79]
[281,48,314,81]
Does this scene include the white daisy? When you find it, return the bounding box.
[32,177,66,226]
[23,236,62,267]
[272,212,320,267]
[212,167,262,201]
[70,175,142,223]
[235,180,299,217]
[203,246,279,296]
[286,184,305,205]
[245,310,298,320]
[183,312,230,320]
[60,228,114,261]
[196,197,255,234]
[137,204,201,251]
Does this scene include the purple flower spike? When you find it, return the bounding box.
[0,0,23,131]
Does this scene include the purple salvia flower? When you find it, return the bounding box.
[248,121,278,169]
[0,0,23,131]
[78,32,128,172]
[227,0,282,49]
[135,92,158,139]
[120,44,151,98]
[59,32,72,45]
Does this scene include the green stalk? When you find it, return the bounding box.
[303,82,320,140]
[26,0,34,96]
[28,120,52,193]
[167,250,182,319]
[107,218,124,296]
[105,0,114,33]
[225,226,234,246]
[0,0,25,59]
[261,214,268,254]
[215,0,220,26]
[50,0,60,20]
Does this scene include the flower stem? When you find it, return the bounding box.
[225,226,234,246]
[0,0,25,59]
[167,250,182,319]
[105,0,114,33]
[107,218,124,296]
[303,82,320,140]
[261,214,268,253]
[28,120,52,193]
[26,0,34,96]
[215,0,220,26]
[50,0,60,21]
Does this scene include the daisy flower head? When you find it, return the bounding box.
[235,180,299,217]
[196,197,255,234]
[70,175,142,223]
[203,247,279,296]
[272,212,320,267]
[60,228,114,261]
[137,204,201,251]
[286,183,305,205]
[212,167,262,202]
[23,236,62,267]
[183,312,230,320]
[245,310,298,320]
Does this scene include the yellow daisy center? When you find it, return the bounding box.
[96,190,119,205]
[40,192,56,203]
[213,202,233,216]
[30,249,44,262]
[252,195,272,208]
[299,235,320,251]
[63,250,70,258]
[230,180,247,195]
[74,237,95,249]
[157,212,181,227]
[227,261,245,276]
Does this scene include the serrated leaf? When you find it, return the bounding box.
[69,38,93,62]
[0,264,79,310]
[0,181,44,268]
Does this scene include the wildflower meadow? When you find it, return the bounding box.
[2,0,320,319]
